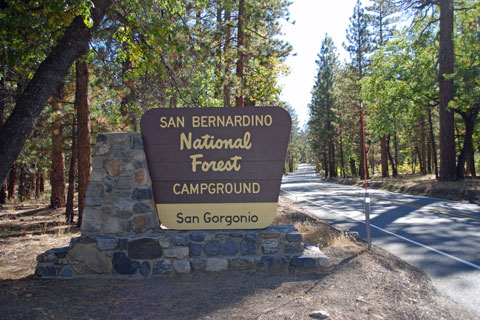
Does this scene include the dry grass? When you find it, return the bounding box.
[329,173,480,203]
[0,205,80,280]
[274,197,351,248]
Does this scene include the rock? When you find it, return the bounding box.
[170,234,188,246]
[92,156,105,169]
[105,158,122,176]
[140,261,150,277]
[132,135,144,149]
[290,256,316,268]
[134,168,149,186]
[97,237,118,251]
[133,202,151,214]
[163,246,189,259]
[206,258,228,272]
[129,214,154,233]
[131,188,152,201]
[152,260,172,275]
[257,256,288,274]
[309,310,330,319]
[81,207,104,233]
[190,257,206,272]
[67,243,112,274]
[286,232,303,242]
[86,183,104,199]
[203,240,221,256]
[114,197,135,211]
[222,238,239,255]
[284,243,303,254]
[173,259,191,274]
[240,234,258,255]
[128,239,162,259]
[229,257,258,270]
[85,197,103,207]
[90,169,107,182]
[35,265,58,277]
[112,252,140,275]
[114,176,133,191]
[262,238,280,254]
[188,232,205,242]
[59,266,74,277]
[189,242,202,256]
[104,217,125,234]
[94,142,109,156]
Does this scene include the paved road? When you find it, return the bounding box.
[281,163,480,317]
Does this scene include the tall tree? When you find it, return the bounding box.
[309,35,338,178]
[344,0,374,179]
[0,0,112,185]
[75,59,91,227]
[366,0,399,177]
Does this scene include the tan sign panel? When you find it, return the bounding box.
[140,107,291,230]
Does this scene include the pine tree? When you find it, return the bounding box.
[309,35,338,178]
[344,0,374,179]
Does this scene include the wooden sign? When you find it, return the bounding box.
[140,107,291,230]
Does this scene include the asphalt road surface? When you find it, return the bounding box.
[281,163,480,317]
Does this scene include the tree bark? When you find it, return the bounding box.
[427,107,439,179]
[76,59,91,227]
[386,135,397,177]
[66,114,77,223]
[420,115,427,174]
[381,135,388,177]
[235,0,245,107]
[7,164,16,200]
[328,139,337,177]
[50,89,66,209]
[438,0,456,181]
[223,9,232,107]
[0,0,112,185]
[465,138,476,177]
[456,108,479,179]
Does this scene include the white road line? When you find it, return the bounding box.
[282,190,480,271]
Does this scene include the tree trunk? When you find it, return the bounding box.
[427,141,432,174]
[0,0,112,185]
[235,0,245,107]
[386,135,397,177]
[35,170,40,199]
[339,132,346,178]
[427,107,439,179]
[7,164,17,200]
[381,135,388,177]
[328,139,336,177]
[223,9,232,107]
[420,115,427,174]
[50,119,66,208]
[438,0,456,181]
[465,139,476,177]
[350,158,357,177]
[76,59,91,227]
[66,115,77,224]
[456,108,479,179]
[0,70,6,203]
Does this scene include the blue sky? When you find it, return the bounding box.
[279,0,359,127]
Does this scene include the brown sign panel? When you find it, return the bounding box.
[140,107,291,230]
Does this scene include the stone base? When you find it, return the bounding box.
[35,224,330,278]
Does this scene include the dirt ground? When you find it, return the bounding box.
[0,198,478,320]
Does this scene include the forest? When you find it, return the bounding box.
[0,0,479,225]
[308,0,480,183]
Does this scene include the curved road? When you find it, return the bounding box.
[281,163,480,317]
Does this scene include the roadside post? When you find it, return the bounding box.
[361,103,372,250]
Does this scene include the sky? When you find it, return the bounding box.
[278,0,359,127]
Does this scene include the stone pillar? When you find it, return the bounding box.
[81,132,159,234]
